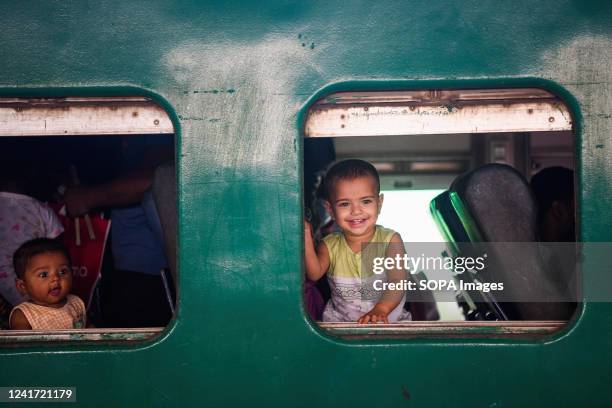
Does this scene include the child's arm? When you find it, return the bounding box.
[358,233,407,324]
[9,309,32,330]
[304,221,330,281]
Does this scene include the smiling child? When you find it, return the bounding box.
[304,159,410,323]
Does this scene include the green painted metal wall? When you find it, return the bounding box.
[0,1,611,406]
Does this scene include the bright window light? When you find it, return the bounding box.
[378,189,445,243]
[378,189,464,321]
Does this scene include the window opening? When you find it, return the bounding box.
[0,96,176,343]
[303,88,577,338]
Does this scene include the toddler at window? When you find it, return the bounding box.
[9,238,85,330]
[304,159,411,323]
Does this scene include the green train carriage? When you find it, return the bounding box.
[0,1,611,406]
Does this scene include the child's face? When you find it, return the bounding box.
[326,176,383,240]
[16,251,72,308]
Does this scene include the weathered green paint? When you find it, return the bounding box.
[0,1,611,406]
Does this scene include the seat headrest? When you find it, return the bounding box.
[451,163,537,242]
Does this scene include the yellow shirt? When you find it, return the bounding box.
[323,225,396,279]
[321,226,410,322]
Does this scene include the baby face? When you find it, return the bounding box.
[326,175,383,241]
[17,251,72,308]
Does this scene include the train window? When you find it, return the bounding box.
[303,87,578,339]
[0,96,176,343]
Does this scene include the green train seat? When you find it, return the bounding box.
[431,163,574,320]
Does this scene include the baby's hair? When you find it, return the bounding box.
[323,159,380,200]
[13,238,71,279]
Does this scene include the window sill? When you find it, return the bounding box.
[0,327,163,345]
[318,321,565,340]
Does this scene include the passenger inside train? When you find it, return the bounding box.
[0,134,175,330]
[63,135,174,328]
[303,88,578,326]
[531,166,575,242]
[304,159,410,324]
[9,238,86,330]
[0,97,177,333]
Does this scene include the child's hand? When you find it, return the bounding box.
[358,304,392,324]
[304,220,330,281]
[304,220,313,238]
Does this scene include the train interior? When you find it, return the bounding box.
[0,97,175,338]
[303,88,577,328]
